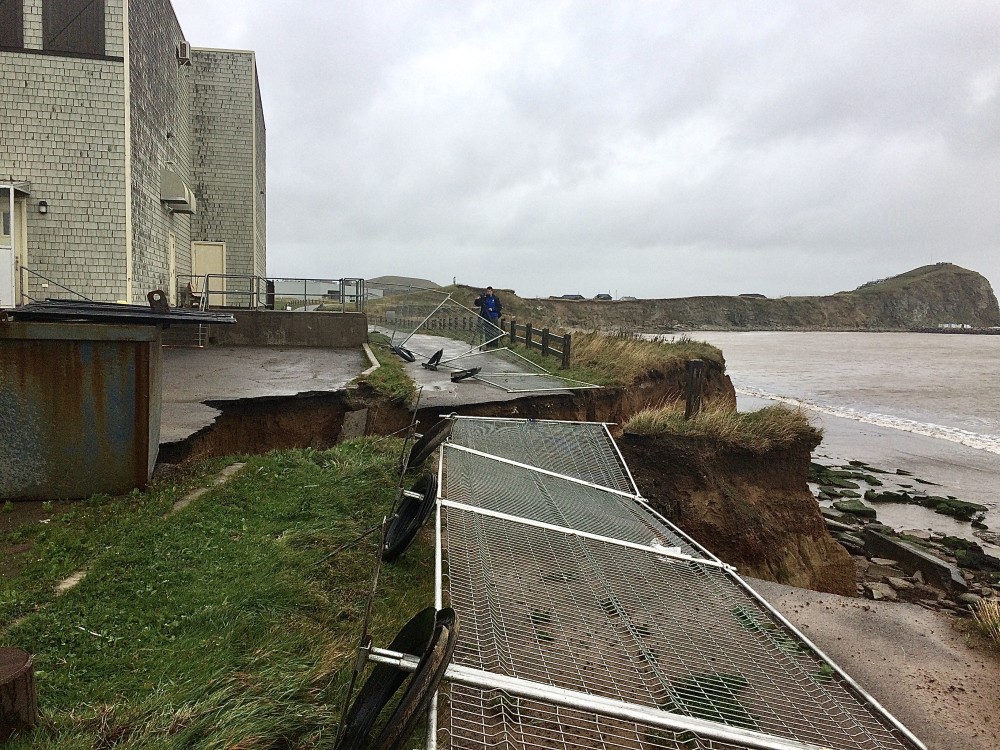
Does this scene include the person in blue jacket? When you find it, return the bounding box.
[474,286,503,346]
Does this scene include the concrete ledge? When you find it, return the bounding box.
[862,529,967,593]
[203,310,368,347]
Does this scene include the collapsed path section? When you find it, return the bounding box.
[434,416,925,750]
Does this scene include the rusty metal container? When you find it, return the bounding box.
[0,321,162,500]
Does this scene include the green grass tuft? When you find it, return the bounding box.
[973,598,1000,646]
[624,402,820,453]
[359,332,418,404]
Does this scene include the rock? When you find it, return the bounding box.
[887,577,914,591]
[912,570,925,585]
[865,523,895,535]
[820,507,851,522]
[866,564,905,582]
[825,518,858,533]
[833,499,877,519]
[870,557,898,567]
[900,529,932,541]
[864,582,898,602]
[837,532,866,547]
[958,593,982,607]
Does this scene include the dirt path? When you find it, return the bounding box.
[747,577,1000,750]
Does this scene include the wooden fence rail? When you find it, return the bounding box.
[502,318,572,369]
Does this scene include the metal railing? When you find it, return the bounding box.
[176,274,366,313]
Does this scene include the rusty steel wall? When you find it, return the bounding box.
[0,322,162,500]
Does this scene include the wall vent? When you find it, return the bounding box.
[177,40,192,66]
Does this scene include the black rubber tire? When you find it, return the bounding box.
[391,345,415,362]
[335,607,437,750]
[413,472,439,528]
[370,608,460,750]
[406,419,453,469]
[382,473,438,563]
[450,367,481,382]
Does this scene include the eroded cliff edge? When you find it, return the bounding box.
[618,428,856,595]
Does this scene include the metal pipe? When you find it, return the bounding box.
[399,289,452,347]
[440,499,732,571]
[447,415,617,426]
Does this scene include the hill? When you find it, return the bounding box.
[457,263,1000,332]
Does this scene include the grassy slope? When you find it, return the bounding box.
[0,440,433,749]
[506,331,725,387]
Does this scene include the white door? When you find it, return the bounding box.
[0,193,23,308]
[192,241,226,307]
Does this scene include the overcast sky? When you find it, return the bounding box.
[171,1,1000,299]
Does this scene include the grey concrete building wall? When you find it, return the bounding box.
[128,0,196,302]
[0,0,128,302]
[191,49,262,282]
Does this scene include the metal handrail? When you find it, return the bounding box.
[175,274,366,313]
[20,266,94,303]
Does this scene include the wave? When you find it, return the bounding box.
[737,386,1000,455]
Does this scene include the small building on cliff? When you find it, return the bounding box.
[0,0,266,308]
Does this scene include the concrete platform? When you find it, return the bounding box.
[160,346,367,444]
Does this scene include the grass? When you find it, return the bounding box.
[623,402,820,453]
[509,330,725,387]
[973,599,1000,646]
[360,332,418,404]
[0,438,434,749]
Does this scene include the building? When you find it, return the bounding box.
[0,0,265,308]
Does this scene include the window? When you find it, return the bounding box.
[0,0,24,49]
[2,212,10,237]
[44,0,104,56]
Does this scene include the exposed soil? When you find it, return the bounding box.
[619,430,857,595]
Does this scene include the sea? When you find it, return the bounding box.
[677,331,1000,555]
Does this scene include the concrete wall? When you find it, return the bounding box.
[191,49,265,283]
[0,0,127,302]
[205,311,368,348]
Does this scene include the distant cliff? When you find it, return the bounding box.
[482,263,1000,332]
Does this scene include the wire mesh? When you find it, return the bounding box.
[442,684,748,750]
[442,507,914,750]
[450,418,635,494]
[367,286,505,355]
[443,445,704,558]
[435,417,922,750]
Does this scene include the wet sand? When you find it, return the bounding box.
[748,577,1000,750]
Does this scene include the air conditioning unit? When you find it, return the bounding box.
[176,40,192,66]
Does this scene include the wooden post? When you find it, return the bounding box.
[510,319,517,344]
[0,648,37,741]
[685,359,707,419]
[525,323,533,350]
[561,332,572,369]
[541,328,550,357]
